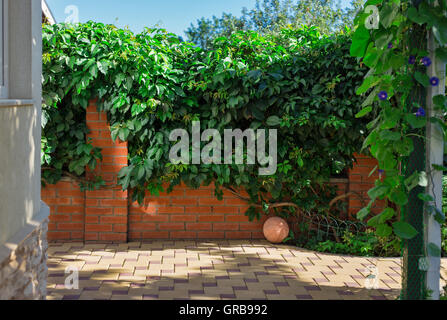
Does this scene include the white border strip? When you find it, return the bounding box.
[41,0,56,25]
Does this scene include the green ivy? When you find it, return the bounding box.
[42,22,371,219]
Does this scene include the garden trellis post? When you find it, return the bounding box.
[401,0,444,300]
[424,29,444,300]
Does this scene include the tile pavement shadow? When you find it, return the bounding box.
[46,240,407,300]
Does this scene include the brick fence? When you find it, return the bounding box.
[43,100,382,243]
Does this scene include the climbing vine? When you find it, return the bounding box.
[42,22,371,221]
[351,0,446,256]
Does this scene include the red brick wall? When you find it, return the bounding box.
[43,179,84,242]
[129,185,266,240]
[348,153,385,217]
[42,100,381,243]
[84,103,129,242]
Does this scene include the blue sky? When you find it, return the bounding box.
[46,0,352,38]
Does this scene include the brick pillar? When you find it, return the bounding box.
[43,179,85,242]
[348,153,385,217]
[85,100,129,242]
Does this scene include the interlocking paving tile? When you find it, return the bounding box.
[174,279,189,284]
[159,286,174,291]
[203,282,218,287]
[264,289,280,295]
[233,286,249,291]
[46,241,447,300]
[273,282,289,287]
[337,290,354,296]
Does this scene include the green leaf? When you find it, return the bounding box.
[427,205,446,224]
[266,116,281,126]
[379,130,401,141]
[379,207,395,224]
[228,96,239,108]
[136,165,145,180]
[368,185,389,201]
[418,193,434,202]
[414,71,430,87]
[97,60,110,74]
[131,103,147,116]
[433,17,447,45]
[392,221,418,240]
[436,47,447,63]
[350,25,370,57]
[118,128,130,142]
[356,106,373,118]
[367,214,381,227]
[356,76,380,95]
[389,190,408,206]
[433,94,447,111]
[404,171,419,191]
[428,243,441,257]
[115,73,125,87]
[363,45,381,68]
[357,206,371,221]
[407,7,427,25]
[432,164,447,171]
[375,33,393,50]
[405,114,427,129]
[376,224,393,237]
[380,3,399,29]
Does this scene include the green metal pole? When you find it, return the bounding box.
[402,135,426,300]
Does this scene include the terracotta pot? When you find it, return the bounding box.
[263,217,289,244]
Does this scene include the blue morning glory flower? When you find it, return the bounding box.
[388,42,393,49]
[378,91,388,101]
[422,57,432,67]
[378,169,385,174]
[430,77,439,86]
[408,56,416,65]
[416,107,426,117]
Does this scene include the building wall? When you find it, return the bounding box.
[42,100,382,243]
[0,0,45,246]
[0,0,48,300]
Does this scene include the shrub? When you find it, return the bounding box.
[298,229,401,257]
[42,22,371,219]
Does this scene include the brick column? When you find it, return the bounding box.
[43,179,85,242]
[85,100,129,242]
[348,153,385,217]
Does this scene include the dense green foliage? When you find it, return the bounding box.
[42,21,371,219]
[186,0,365,48]
[351,0,447,257]
[297,229,401,256]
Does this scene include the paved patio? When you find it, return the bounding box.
[46,240,447,300]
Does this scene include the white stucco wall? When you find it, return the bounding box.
[0,0,45,246]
